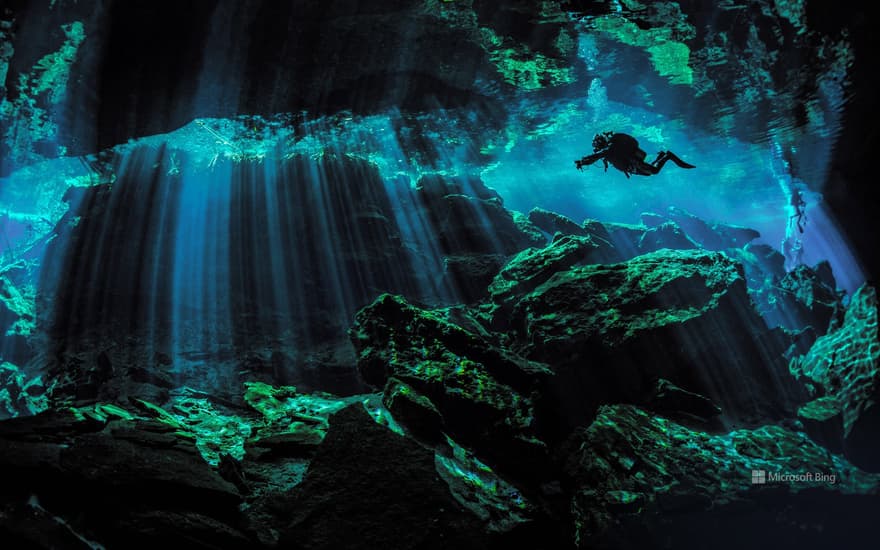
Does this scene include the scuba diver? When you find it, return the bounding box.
[789,187,807,234]
[575,131,695,178]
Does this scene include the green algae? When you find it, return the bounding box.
[790,284,879,437]
[592,15,694,85]
[168,395,253,464]
[1,20,86,165]
[0,275,35,337]
[428,0,575,90]
[518,248,742,348]
[0,361,48,417]
[569,404,880,544]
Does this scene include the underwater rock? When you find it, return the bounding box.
[637,221,700,253]
[790,284,880,471]
[0,406,250,547]
[585,221,646,262]
[290,339,371,396]
[508,248,803,427]
[434,435,564,546]
[796,396,845,454]
[593,220,699,263]
[415,174,503,205]
[511,211,546,249]
[242,381,358,455]
[382,377,444,443]
[731,244,843,333]
[350,293,552,478]
[644,378,722,426]
[415,175,522,257]
[46,345,174,408]
[442,253,508,303]
[563,404,880,550]
[639,212,667,228]
[528,207,590,238]
[0,264,34,336]
[423,192,545,256]
[276,404,490,550]
[489,234,600,310]
[0,262,36,366]
[665,206,760,251]
[777,262,842,332]
[0,361,47,418]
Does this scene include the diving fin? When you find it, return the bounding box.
[665,152,695,169]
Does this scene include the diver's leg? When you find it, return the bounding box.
[650,151,695,172]
[662,151,695,169]
[633,160,660,175]
[648,152,670,172]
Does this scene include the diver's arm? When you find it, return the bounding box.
[575,151,606,170]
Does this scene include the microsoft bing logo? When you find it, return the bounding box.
[751,470,767,484]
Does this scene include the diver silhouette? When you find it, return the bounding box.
[575,131,695,178]
[790,188,807,233]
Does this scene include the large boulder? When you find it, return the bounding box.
[0,406,251,547]
[665,207,760,251]
[563,404,880,550]
[527,207,591,238]
[421,193,544,256]
[488,234,600,309]
[275,404,491,550]
[415,175,546,302]
[349,293,552,479]
[790,284,880,471]
[505,248,804,427]
[731,244,843,333]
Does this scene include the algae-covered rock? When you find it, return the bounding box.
[564,404,880,549]
[0,407,248,547]
[514,248,745,354]
[489,234,599,308]
[510,248,802,427]
[666,206,760,250]
[277,404,490,550]
[790,284,880,470]
[425,193,545,256]
[442,253,507,303]
[528,207,590,237]
[350,293,551,477]
[0,361,48,418]
[645,378,722,425]
[243,381,356,453]
[382,377,443,443]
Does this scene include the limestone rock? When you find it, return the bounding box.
[0,408,249,547]
[350,293,551,477]
[791,284,880,470]
[564,404,880,549]
[528,207,590,237]
[489,234,600,309]
[666,206,760,251]
[277,404,489,550]
[509,248,803,427]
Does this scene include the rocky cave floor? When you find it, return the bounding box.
[1,152,879,550]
